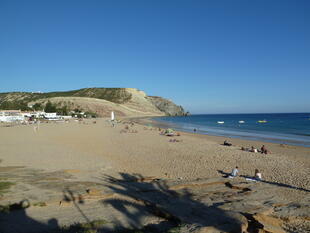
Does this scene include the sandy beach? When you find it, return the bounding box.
[0,118,309,232]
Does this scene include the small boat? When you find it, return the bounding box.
[257,120,267,123]
[217,121,224,124]
[238,121,245,124]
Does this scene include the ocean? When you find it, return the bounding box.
[153,113,310,147]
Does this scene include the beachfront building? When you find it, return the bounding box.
[42,112,73,120]
[0,110,24,122]
[42,112,63,120]
[69,110,86,118]
[0,110,71,122]
[21,112,32,118]
[23,111,64,120]
[62,115,72,120]
[21,111,46,118]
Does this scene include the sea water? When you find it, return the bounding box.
[153,113,310,147]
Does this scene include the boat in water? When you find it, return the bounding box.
[257,120,267,123]
[238,120,245,124]
[217,121,224,124]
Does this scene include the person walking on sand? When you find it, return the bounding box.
[33,120,39,133]
[229,166,239,178]
[111,111,116,127]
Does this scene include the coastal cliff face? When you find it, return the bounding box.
[0,88,187,117]
[146,96,186,116]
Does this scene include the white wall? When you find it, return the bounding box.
[0,115,24,122]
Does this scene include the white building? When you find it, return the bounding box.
[0,110,71,122]
[0,110,24,122]
[43,112,63,120]
[21,111,46,119]
[21,112,32,118]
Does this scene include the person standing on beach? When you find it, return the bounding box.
[111,111,116,127]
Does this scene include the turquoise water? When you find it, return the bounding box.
[153,113,310,147]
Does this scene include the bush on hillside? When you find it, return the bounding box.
[44,101,57,113]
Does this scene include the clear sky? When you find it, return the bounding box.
[0,0,309,114]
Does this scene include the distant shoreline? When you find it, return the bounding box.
[146,114,310,148]
[129,116,310,152]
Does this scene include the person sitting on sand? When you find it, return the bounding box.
[164,128,174,136]
[254,169,262,181]
[224,140,232,146]
[260,145,265,153]
[245,169,263,182]
[229,166,239,178]
[260,145,269,154]
[250,146,258,153]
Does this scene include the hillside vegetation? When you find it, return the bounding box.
[0,88,186,117]
[0,88,131,105]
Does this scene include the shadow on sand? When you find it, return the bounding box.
[1,173,250,233]
[239,175,310,192]
[0,200,60,233]
[217,169,231,178]
[217,169,309,193]
[99,172,246,232]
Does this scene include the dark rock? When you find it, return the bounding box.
[146,96,187,116]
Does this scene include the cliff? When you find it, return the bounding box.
[0,88,187,117]
[146,96,186,116]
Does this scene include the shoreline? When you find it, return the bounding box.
[134,115,310,146]
[130,116,310,162]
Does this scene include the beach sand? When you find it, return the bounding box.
[0,118,309,232]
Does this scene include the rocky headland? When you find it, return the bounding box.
[0,88,186,117]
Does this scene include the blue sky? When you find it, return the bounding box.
[0,0,309,114]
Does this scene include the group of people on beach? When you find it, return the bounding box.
[223,140,270,155]
[229,166,262,181]
[241,145,270,154]
[160,128,181,137]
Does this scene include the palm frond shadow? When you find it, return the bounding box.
[99,172,245,233]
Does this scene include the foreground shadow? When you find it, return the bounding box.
[217,169,231,178]
[0,200,60,233]
[62,188,92,224]
[100,172,246,233]
[1,172,262,232]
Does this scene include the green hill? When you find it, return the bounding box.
[0,88,132,110]
[0,88,186,117]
